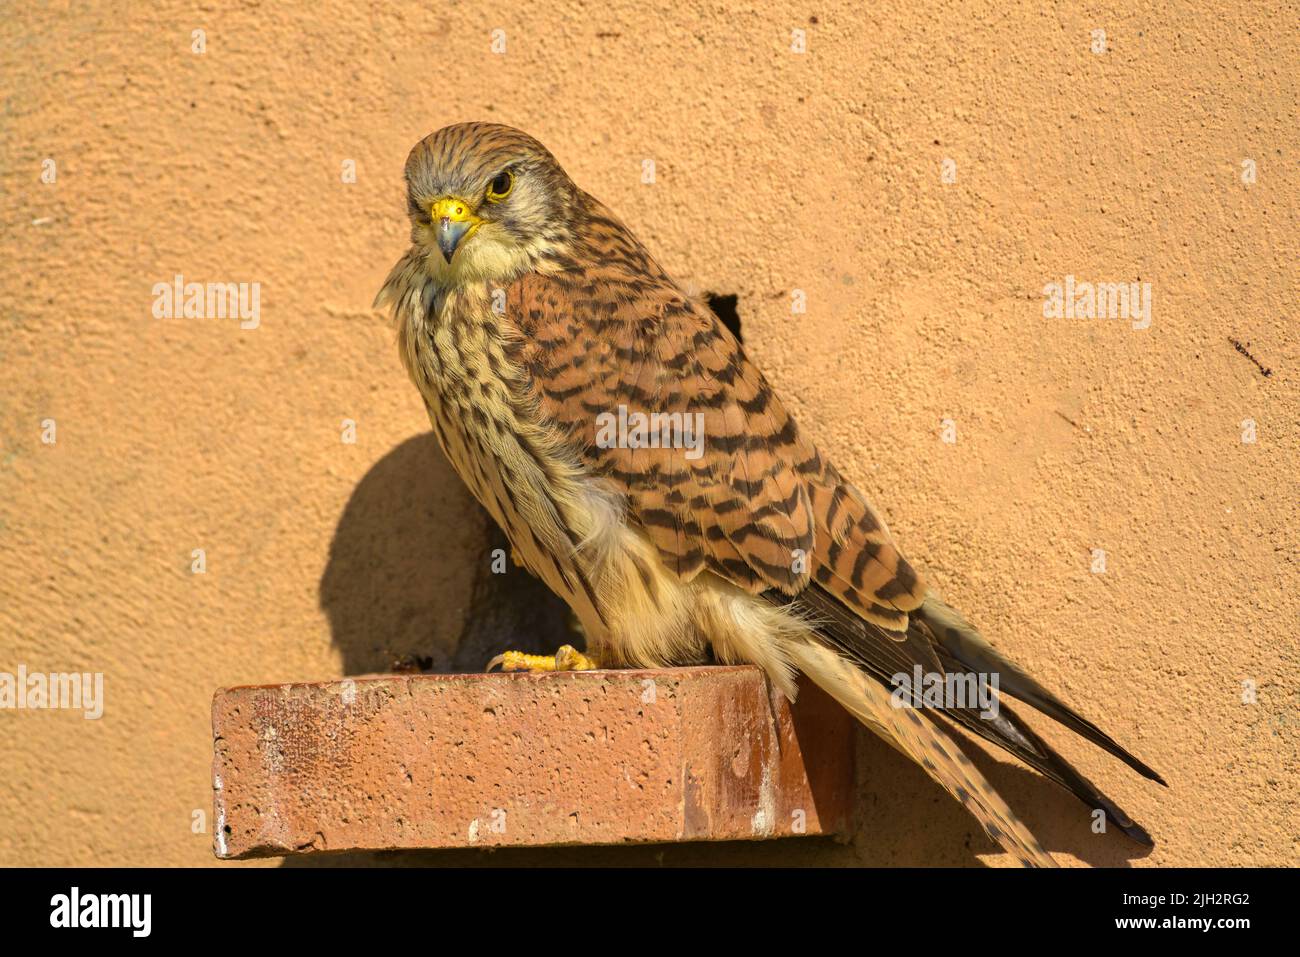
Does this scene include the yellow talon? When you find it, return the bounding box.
[485,645,601,673]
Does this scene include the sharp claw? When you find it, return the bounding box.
[484,648,598,674]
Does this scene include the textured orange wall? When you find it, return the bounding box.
[1,1,1294,867]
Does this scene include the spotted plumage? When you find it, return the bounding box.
[376,122,1165,867]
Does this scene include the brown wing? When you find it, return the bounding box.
[502,208,925,628]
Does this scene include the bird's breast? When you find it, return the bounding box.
[400,283,617,628]
[403,285,534,509]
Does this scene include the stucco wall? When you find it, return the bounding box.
[1,1,1294,867]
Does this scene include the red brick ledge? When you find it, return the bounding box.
[212,666,854,859]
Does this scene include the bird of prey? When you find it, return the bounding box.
[376,122,1165,866]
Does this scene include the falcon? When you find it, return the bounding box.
[376,122,1166,866]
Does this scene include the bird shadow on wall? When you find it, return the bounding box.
[319,433,576,677]
[859,729,1155,867]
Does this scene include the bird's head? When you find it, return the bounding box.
[402,122,579,286]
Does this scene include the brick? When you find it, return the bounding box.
[211,666,854,858]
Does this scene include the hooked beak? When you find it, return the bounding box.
[430,196,481,263]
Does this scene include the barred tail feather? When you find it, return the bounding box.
[786,637,1057,868]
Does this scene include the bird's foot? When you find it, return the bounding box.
[485,644,601,673]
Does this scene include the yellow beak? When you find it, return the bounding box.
[430,196,481,262]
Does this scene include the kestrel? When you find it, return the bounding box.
[376,122,1165,866]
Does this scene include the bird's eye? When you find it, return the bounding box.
[486,170,513,202]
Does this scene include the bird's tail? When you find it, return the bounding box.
[916,596,1167,786]
[786,636,1058,868]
